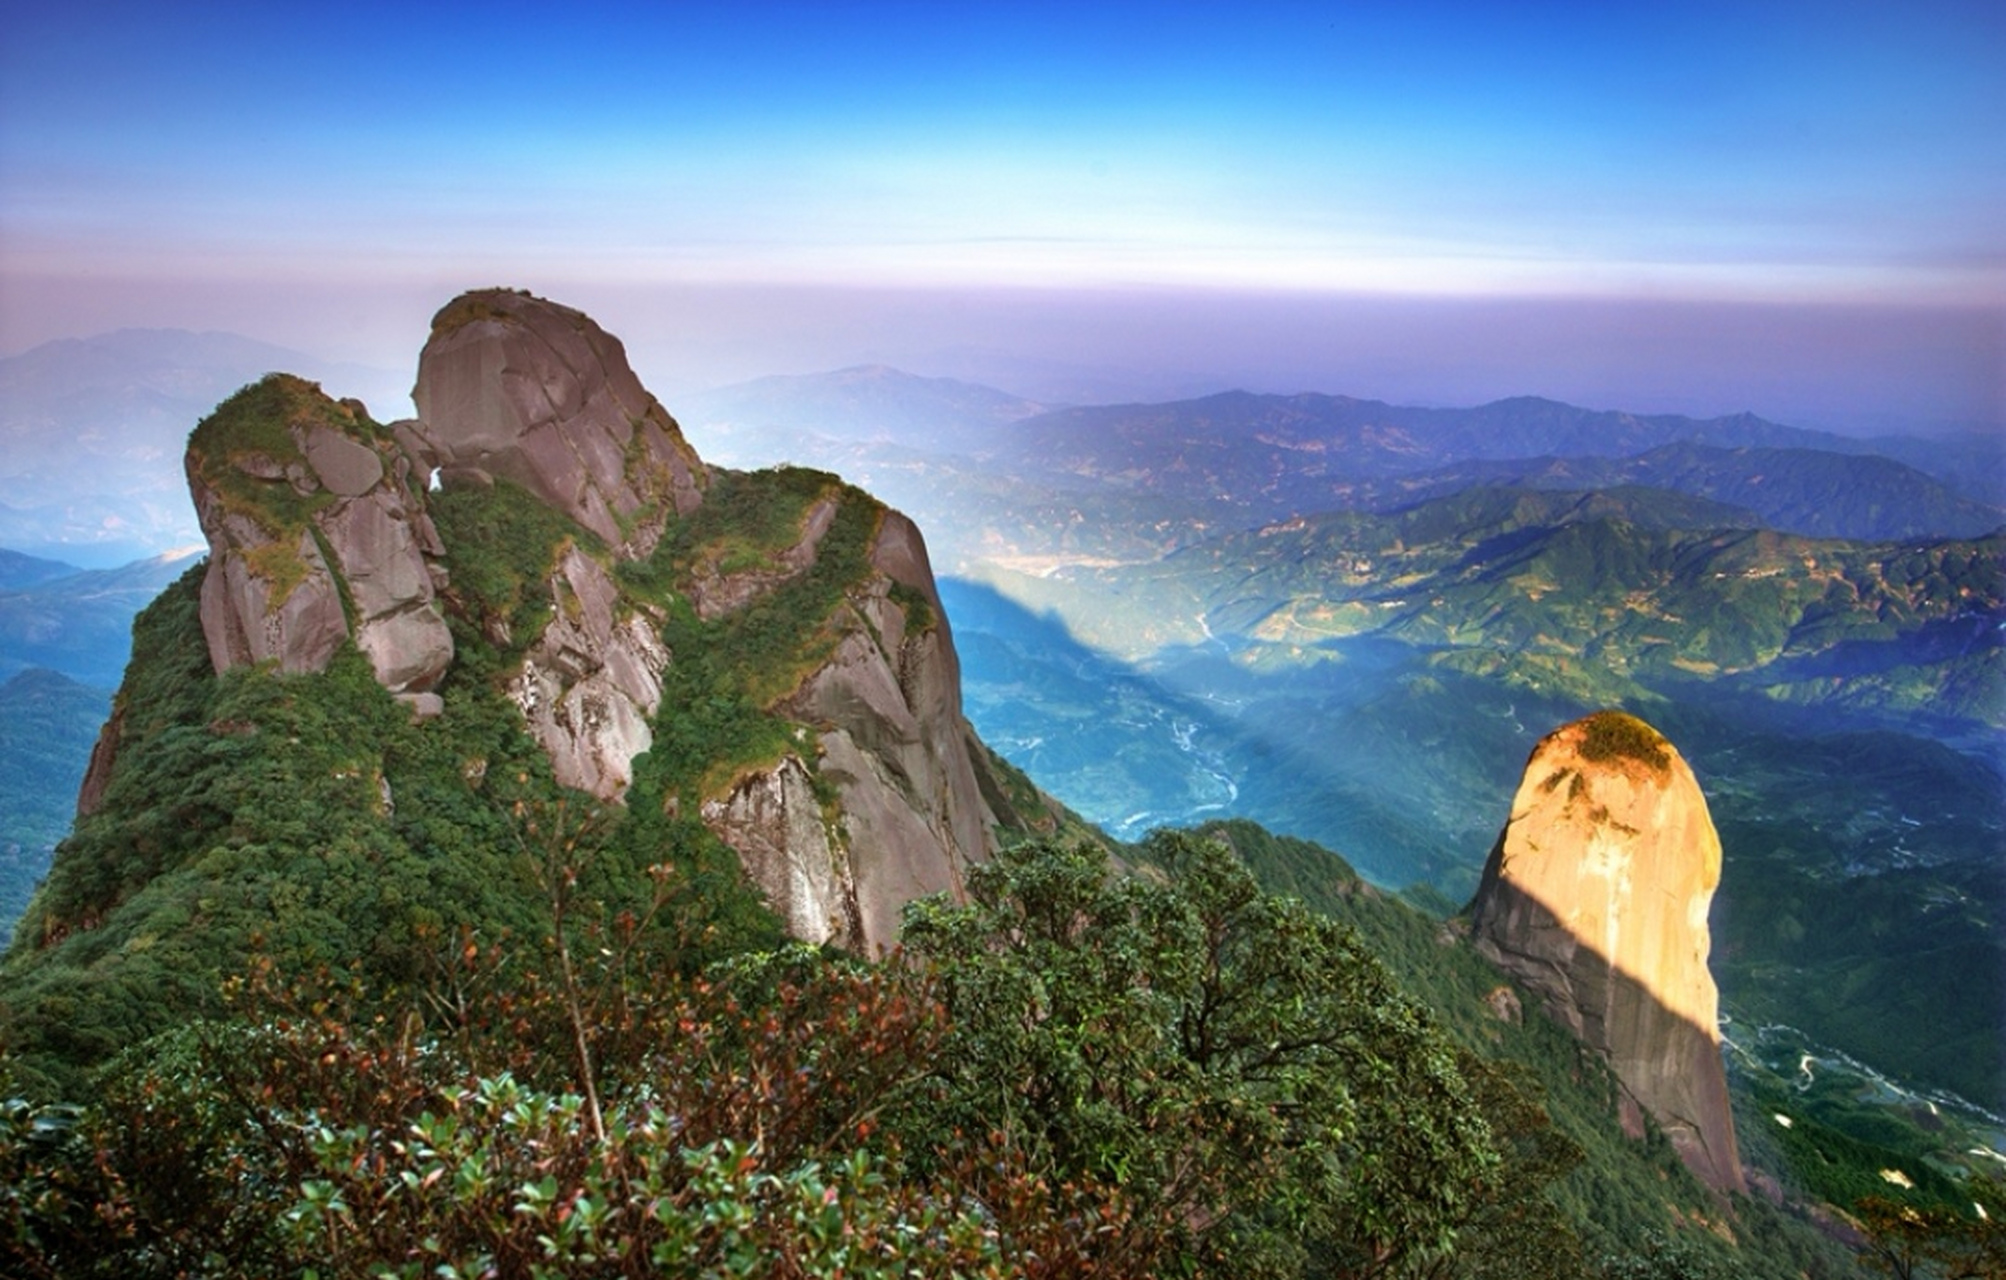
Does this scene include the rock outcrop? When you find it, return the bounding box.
[701,755,859,946]
[508,545,670,799]
[407,289,705,558]
[187,376,453,706]
[1468,711,1744,1194]
[762,510,987,950]
[663,486,987,949]
[178,288,1001,954]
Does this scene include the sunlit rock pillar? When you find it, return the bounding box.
[1469,711,1744,1194]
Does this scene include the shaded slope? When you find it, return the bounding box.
[0,669,110,949]
[942,576,2005,1109]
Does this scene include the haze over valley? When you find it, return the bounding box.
[0,285,1998,1275]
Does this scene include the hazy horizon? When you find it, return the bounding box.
[5,285,1997,440]
[4,2,2000,436]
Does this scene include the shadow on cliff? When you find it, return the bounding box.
[937,579,1750,1193]
[1469,871,1745,1195]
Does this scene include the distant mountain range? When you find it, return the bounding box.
[13,336,1997,567]
[679,363,1048,456]
[999,486,2003,728]
[0,549,202,688]
[681,377,2003,569]
[1307,441,2005,542]
[0,548,83,592]
[998,391,2005,510]
[0,330,407,564]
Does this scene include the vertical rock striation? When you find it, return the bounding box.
[1469,711,1744,1194]
[768,510,990,950]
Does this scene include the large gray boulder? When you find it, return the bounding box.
[187,376,452,697]
[409,289,705,557]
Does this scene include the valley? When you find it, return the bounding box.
[0,322,1999,1275]
[0,551,200,946]
[682,373,2005,1116]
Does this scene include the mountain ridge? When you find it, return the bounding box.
[1320,441,2005,541]
[977,486,2004,733]
[1,290,1052,1092]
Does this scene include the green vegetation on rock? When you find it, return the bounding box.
[0,545,774,1097]
[431,478,600,663]
[6,828,1871,1279]
[186,375,386,535]
[1576,711,1672,774]
[1192,819,1879,1280]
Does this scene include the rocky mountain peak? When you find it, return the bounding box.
[408,288,706,558]
[1468,710,1744,1194]
[170,290,1008,957]
[185,374,453,710]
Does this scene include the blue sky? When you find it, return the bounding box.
[2,0,2000,427]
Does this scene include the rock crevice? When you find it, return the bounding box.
[509,546,669,799]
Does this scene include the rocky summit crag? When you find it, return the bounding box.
[58,289,1029,987]
[187,377,455,708]
[406,290,706,559]
[1468,711,1744,1195]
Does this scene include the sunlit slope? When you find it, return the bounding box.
[980,487,2002,729]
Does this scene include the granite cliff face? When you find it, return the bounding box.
[186,377,454,709]
[176,288,1002,952]
[764,510,993,948]
[1468,711,1744,1194]
[506,544,671,800]
[682,500,996,950]
[407,290,705,558]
